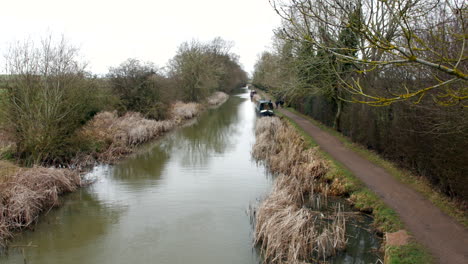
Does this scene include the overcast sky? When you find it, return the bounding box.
[0,0,281,75]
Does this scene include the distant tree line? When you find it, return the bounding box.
[0,36,247,166]
[253,0,467,201]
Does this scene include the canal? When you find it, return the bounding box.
[1,88,381,263]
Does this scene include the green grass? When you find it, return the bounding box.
[350,189,403,232]
[0,146,15,161]
[385,243,433,264]
[275,110,434,264]
[285,107,468,228]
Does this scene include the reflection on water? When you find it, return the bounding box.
[326,198,383,263]
[1,89,269,264]
[0,88,382,264]
[333,215,382,263]
[3,186,125,263]
[112,146,169,182]
[165,95,243,167]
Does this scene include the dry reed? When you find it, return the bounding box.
[0,167,80,246]
[76,110,179,166]
[171,101,201,121]
[253,117,329,191]
[74,99,210,168]
[252,117,346,263]
[206,91,229,107]
[0,161,18,184]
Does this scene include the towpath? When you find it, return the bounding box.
[278,108,468,264]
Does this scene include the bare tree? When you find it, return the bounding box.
[168,38,247,102]
[107,58,171,119]
[272,0,467,106]
[2,35,97,165]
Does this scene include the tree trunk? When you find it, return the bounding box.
[333,99,342,132]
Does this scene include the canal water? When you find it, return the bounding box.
[1,88,381,263]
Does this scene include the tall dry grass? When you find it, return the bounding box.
[206,91,229,107]
[253,117,329,194]
[75,100,207,167]
[76,111,177,166]
[0,167,80,246]
[0,161,18,185]
[171,101,201,121]
[252,117,346,263]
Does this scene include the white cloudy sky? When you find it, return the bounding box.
[0,0,281,75]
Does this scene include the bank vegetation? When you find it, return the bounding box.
[0,35,247,245]
[252,117,347,263]
[252,0,467,207]
[251,116,431,263]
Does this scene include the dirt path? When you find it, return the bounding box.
[279,109,468,264]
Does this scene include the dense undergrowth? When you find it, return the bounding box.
[251,117,347,263]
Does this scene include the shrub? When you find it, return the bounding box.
[2,36,102,165]
[108,58,171,120]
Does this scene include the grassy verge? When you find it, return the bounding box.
[385,243,434,264]
[276,110,434,264]
[285,107,468,228]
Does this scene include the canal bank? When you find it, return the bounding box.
[1,89,382,263]
[0,92,229,247]
[0,89,270,263]
[251,87,439,263]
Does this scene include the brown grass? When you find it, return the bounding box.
[0,161,18,184]
[252,117,346,263]
[206,91,229,107]
[253,117,329,195]
[76,110,179,167]
[110,112,175,146]
[171,101,201,121]
[77,100,206,166]
[253,180,346,263]
[73,101,207,168]
[0,166,80,246]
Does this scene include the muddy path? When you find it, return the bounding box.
[279,109,468,264]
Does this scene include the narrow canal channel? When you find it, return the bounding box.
[1,88,381,263]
